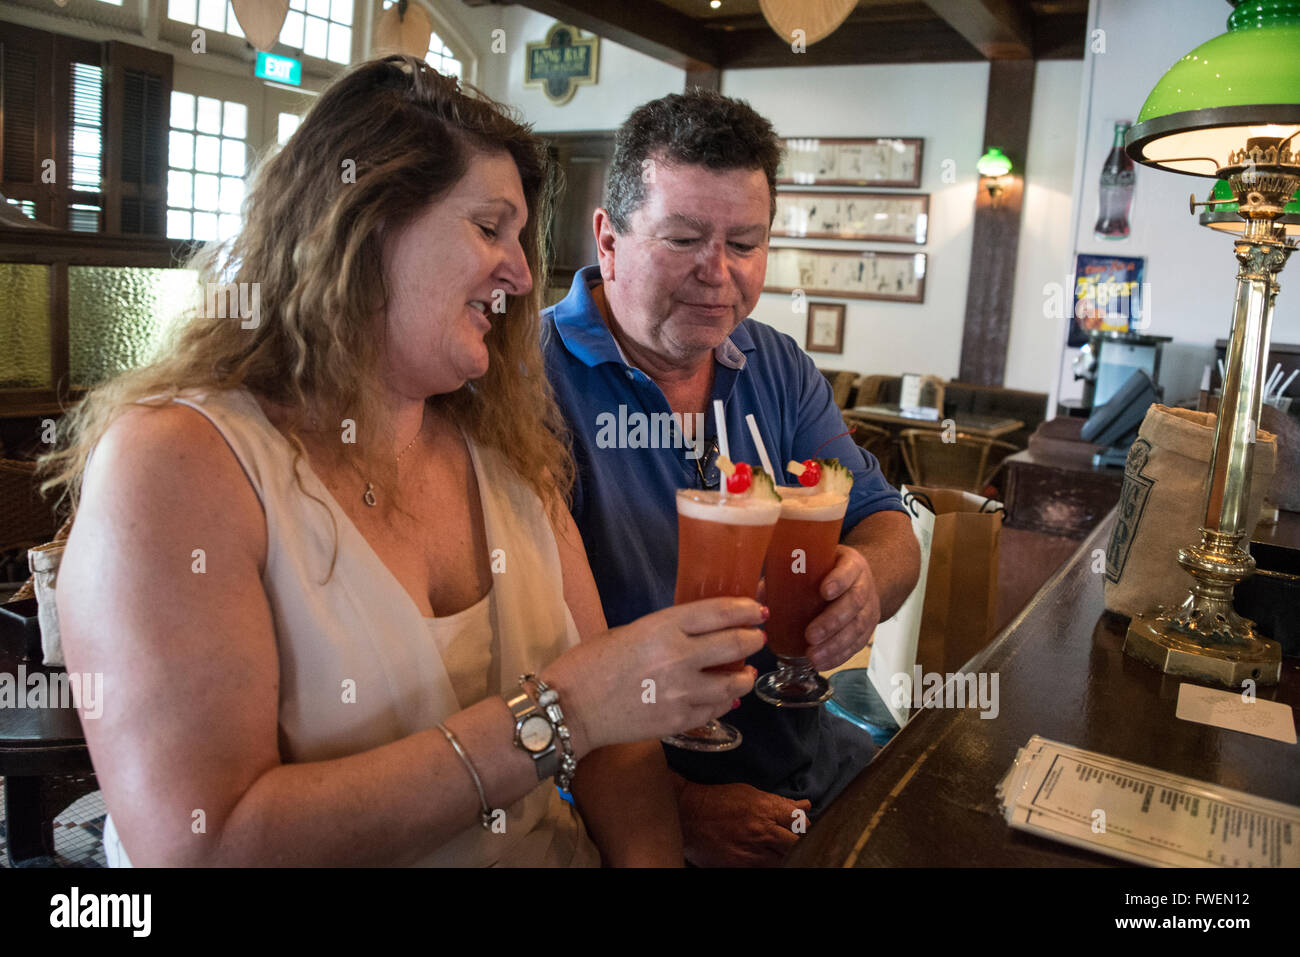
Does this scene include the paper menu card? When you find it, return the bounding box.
[997,736,1300,867]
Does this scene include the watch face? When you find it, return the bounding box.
[519,715,553,752]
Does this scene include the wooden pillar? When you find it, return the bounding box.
[957,58,1035,386]
[684,63,721,93]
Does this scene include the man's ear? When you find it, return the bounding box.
[593,207,617,283]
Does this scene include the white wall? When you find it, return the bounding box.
[1065,0,1300,406]
[1005,59,1085,394]
[726,62,990,381]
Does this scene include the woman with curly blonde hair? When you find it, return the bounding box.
[46,56,764,867]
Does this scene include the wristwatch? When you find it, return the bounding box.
[505,687,559,781]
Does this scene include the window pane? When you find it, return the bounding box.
[171,90,195,130]
[195,134,222,172]
[225,2,244,37]
[307,0,330,18]
[0,264,53,388]
[198,0,226,31]
[220,138,246,176]
[222,101,247,139]
[218,214,242,240]
[291,0,306,10]
[193,173,220,211]
[169,169,193,209]
[282,10,305,48]
[304,16,328,58]
[277,112,301,145]
[68,204,101,233]
[69,267,200,387]
[70,127,103,189]
[196,96,221,134]
[169,130,194,169]
[331,0,352,26]
[168,0,197,23]
[219,176,244,213]
[327,22,351,64]
[430,32,447,57]
[167,209,192,240]
[193,212,218,241]
[445,59,462,80]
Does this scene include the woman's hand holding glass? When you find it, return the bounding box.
[542,597,766,754]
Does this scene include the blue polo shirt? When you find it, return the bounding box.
[542,266,905,812]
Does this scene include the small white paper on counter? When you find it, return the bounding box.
[1175,683,1297,744]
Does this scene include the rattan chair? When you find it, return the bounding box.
[842,413,900,484]
[898,429,1017,493]
[1,459,59,555]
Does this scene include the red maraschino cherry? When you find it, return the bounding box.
[797,459,821,487]
[726,461,753,494]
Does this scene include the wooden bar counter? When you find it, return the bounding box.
[788,513,1300,867]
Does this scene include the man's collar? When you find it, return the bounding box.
[550,264,753,371]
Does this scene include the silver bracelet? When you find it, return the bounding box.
[437,722,493,830]
[523,674,578,792]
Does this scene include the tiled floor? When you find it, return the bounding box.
[0,777,107,868]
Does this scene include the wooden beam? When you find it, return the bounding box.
[957,58,1035,387]
[1032,10,1087,59]
[501,0,721,70]
[922,0,1032,59]
[718,16,981,69]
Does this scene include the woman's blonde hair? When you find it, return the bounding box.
[41,55,572,533]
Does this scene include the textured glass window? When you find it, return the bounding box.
[68,267,200,387]
[0,264,52,388]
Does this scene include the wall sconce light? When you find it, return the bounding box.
[977,147,1013,204]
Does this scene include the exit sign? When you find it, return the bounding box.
[255,52,301,86]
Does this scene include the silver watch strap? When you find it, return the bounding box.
[505,686,559,781]
[524,674,577,792]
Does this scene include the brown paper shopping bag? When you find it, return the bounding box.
[907,486,1004,676]
[1104,405,1277,617]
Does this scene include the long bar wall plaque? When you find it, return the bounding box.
[765,247,926,303]
[777,137,923,188]
[773,191,928,244]
[524,23,599,105]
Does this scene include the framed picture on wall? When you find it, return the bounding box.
[805,302,846,354]
[776,137,924,188]
[765,247,927,303]
[773,191,928,244]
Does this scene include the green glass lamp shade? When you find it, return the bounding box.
[1199,177,1300,235]
[977,147,1012,177]
[1126,0,1300,176]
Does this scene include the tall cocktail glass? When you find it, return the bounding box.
[755,485,849,707]
[665,487,780,752]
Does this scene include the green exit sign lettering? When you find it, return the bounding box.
[255,52,301,87]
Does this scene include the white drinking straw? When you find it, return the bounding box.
[745,413,776,480]
[1267,363,1284,396]
[1277,368,1299,398]
[713,399,730,464]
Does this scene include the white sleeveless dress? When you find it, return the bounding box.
[102,388,599,867]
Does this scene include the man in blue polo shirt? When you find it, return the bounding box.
[543,90,920,867]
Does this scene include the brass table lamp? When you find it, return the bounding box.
[1121,0,1300,687]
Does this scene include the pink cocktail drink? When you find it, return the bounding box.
[755,485,849,707]
[666,488,780,750]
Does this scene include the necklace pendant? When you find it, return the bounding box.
[363,482,377,507]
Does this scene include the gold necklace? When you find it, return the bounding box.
[363,415,424,507]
